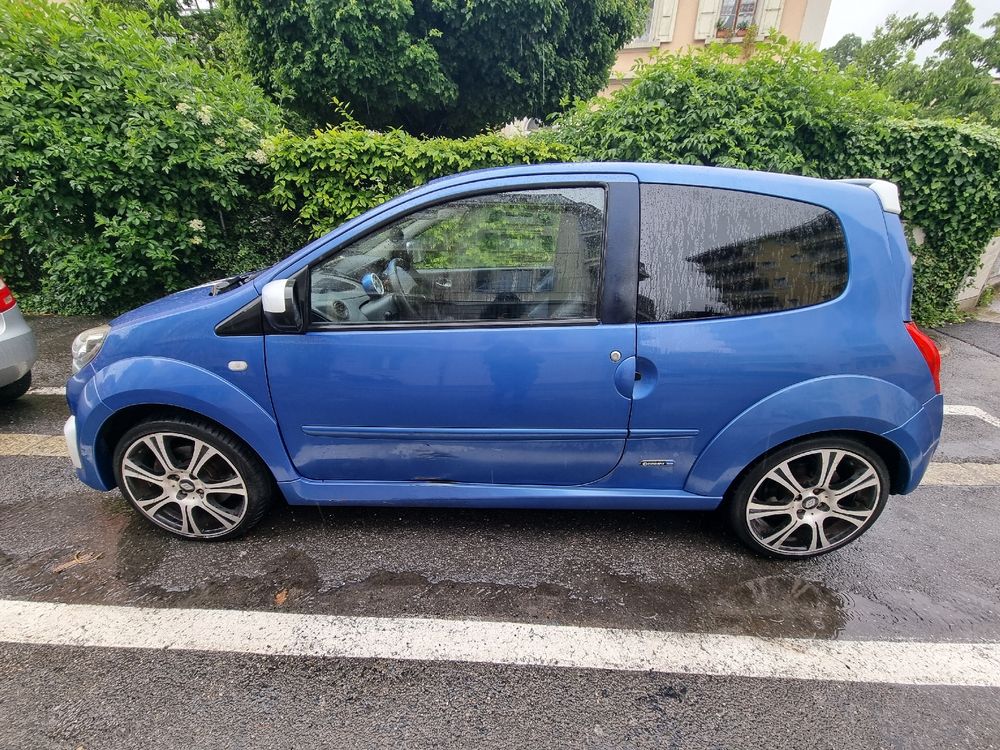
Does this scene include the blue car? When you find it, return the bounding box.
[65,163,942,558]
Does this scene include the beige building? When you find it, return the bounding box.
[611,0,832,88]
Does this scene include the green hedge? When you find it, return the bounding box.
[0,0,284,315]
[554,41,1000,324]
[265,126,577,237]
[831,120,1000,323]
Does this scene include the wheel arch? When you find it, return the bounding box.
[719,429,910,504]
[684,375,923,499]
[79,356,298,490]
[95,404,281,491]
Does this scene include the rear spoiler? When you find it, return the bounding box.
[838,179,901,215]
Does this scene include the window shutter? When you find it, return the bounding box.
[758,0,784,34]
[693,0,723,41]
[655,0,679,42]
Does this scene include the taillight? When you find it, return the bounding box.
[0,277,15,313]
[906,322,941,394]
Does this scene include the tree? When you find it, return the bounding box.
[229,0,647,136]
[100,0,237,65]
[823,32,863,70]
[824,1,1000,123]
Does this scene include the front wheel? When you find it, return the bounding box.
[727,437,889,559]
[113,416,274,540]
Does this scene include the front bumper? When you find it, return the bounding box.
[65,362,116,490]
[64,416,83,470]
[0,306,37,388]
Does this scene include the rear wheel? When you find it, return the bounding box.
[113,416,274,540]
[0,370,31,403]
[727,437,889,559]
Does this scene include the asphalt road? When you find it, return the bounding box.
[1,314,999,749]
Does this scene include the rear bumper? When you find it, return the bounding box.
[0,306,37,388]
[883,394,944,494]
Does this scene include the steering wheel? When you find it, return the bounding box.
[385,257,434,320]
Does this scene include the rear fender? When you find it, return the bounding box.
[684,376,922,498]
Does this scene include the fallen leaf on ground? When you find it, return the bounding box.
[274,588,289,606]
[52,551,104,574]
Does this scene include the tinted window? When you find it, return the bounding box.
[310,187,605,326]
[637,185,848,323]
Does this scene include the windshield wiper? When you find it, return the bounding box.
[210,270,260,296]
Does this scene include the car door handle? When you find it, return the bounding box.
[613,356,637,399]
[633,356,658,400]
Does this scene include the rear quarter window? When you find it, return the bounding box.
[638,184,848,323]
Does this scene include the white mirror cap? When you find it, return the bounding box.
[839,178,901,215]
[261,279,290,314]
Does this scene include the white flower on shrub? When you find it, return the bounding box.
[499,118,534,138]
[190,234,203,245]
[259,136,276,155]
[188,218,205,232]
[246,148,268,164]
[197,106,213,125]
[214,137,227,148]
[175,102,191,114]
[238,117,258,133]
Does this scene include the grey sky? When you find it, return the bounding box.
[820,0,1000,49]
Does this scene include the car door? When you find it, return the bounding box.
[265,174,639,485]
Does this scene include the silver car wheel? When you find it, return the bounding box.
[745,448,882,556]
[119,431,249,539]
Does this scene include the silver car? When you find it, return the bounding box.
[0,277,37,402]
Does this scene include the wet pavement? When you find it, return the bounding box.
[1,315,999,748]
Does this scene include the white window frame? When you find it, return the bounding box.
[694,0,784,42]
[625,0,679,49]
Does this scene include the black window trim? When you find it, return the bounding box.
[304,180,612,333]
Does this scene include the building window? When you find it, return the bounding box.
[636,0,657,42]
[626,0,677,48]
[717,0,757,36]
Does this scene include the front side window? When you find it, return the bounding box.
[310,187,605,326]
[638,185,848,323]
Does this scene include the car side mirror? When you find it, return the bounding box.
[261,278,303,332]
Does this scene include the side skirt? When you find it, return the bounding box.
[277,479,723,511]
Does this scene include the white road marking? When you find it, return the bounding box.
[943,404,1000,428]
[921,462,1000,486]
[26,386,66,397]
[0,599,997,687]
[0,433,68,457]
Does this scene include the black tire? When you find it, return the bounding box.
[0,370,31,403]
[113,415,275,541]
[726,436,890,559]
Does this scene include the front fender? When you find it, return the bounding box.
[683,376,922,498]
[78,357,297,489]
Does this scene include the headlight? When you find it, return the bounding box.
[71,325,110,373]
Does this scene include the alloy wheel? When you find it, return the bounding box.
[745,448,882,556]
[119,432,249,539]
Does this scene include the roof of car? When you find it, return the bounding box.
[419,162,889,211]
